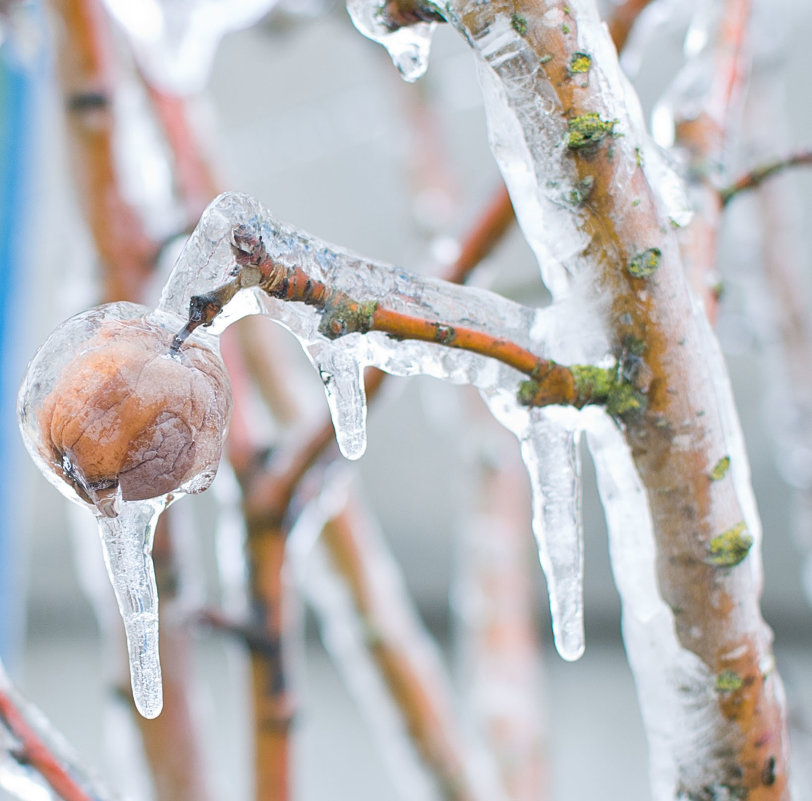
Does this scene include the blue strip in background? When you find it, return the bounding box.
[0,22,38,669]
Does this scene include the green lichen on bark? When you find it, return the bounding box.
[715,670,744,692]
[710,455,731,481]
[627,247,662,278]
[707,522,753,567]
[573,365,646,419]
[567,113,616,152]
[569,52,592,73]
[605,381,646,419]
[571,365,611,404]
[510,13,528,35]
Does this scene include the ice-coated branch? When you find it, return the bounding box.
[172,216,632,422]
[234,184,522,532]
[50,0,158,303]
[720,149,812,205]
[376,0,791,797]
[606,0,655,52]
[453,423,547,801]
[313,500,507,801]
[665,0,752,318]
[0,663,113,801]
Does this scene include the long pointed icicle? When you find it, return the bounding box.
[96,501,164,719]
[521,413,584,661]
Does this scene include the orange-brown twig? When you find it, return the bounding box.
[0,684,97,801]
[50,0,157,303]
[455,416,546,801]
[321,503,477,800]
[221,324,296,801]
[176,225,607,415]
[674,0,751,320]
[143,82,221,223]
[243,524,293,801]
[720,149,812,205]
[606,0,654,53]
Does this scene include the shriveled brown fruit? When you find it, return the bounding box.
[39,317,231,506]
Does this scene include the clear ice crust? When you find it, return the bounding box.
[19,191,611,716]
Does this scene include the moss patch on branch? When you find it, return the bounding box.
[706,522,753,567]
[627,247,662,278]
[567,113,616,152]
[518,363,645,421]
[715,670,744,692]
[569,52,592,73]
[510,13,528,35]
[710,455,731,481]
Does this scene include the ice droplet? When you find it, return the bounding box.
[97,500,164,718]
[347,0,436,82]
[310,344,368,460]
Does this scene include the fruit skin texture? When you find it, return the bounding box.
[39,318,231,505]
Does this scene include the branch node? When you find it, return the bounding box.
[318,297,378,340]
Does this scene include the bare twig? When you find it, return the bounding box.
[321,502,476,800]
[143,82,221,223]
[674,0,751,319]
[720,149,812,205]
[454,416,546,801]
[0,677,100,801]
[50,0,157,302]
[606,0,655,53]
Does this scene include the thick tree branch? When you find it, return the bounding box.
[378,0,790,797]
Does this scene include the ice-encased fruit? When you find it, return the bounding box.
[22,303,231,516]
[19,302,232,718]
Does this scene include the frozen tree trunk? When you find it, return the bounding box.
[381,0,792,797]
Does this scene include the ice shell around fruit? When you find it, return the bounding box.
[18,301,232,515]
[17,300,232,719]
